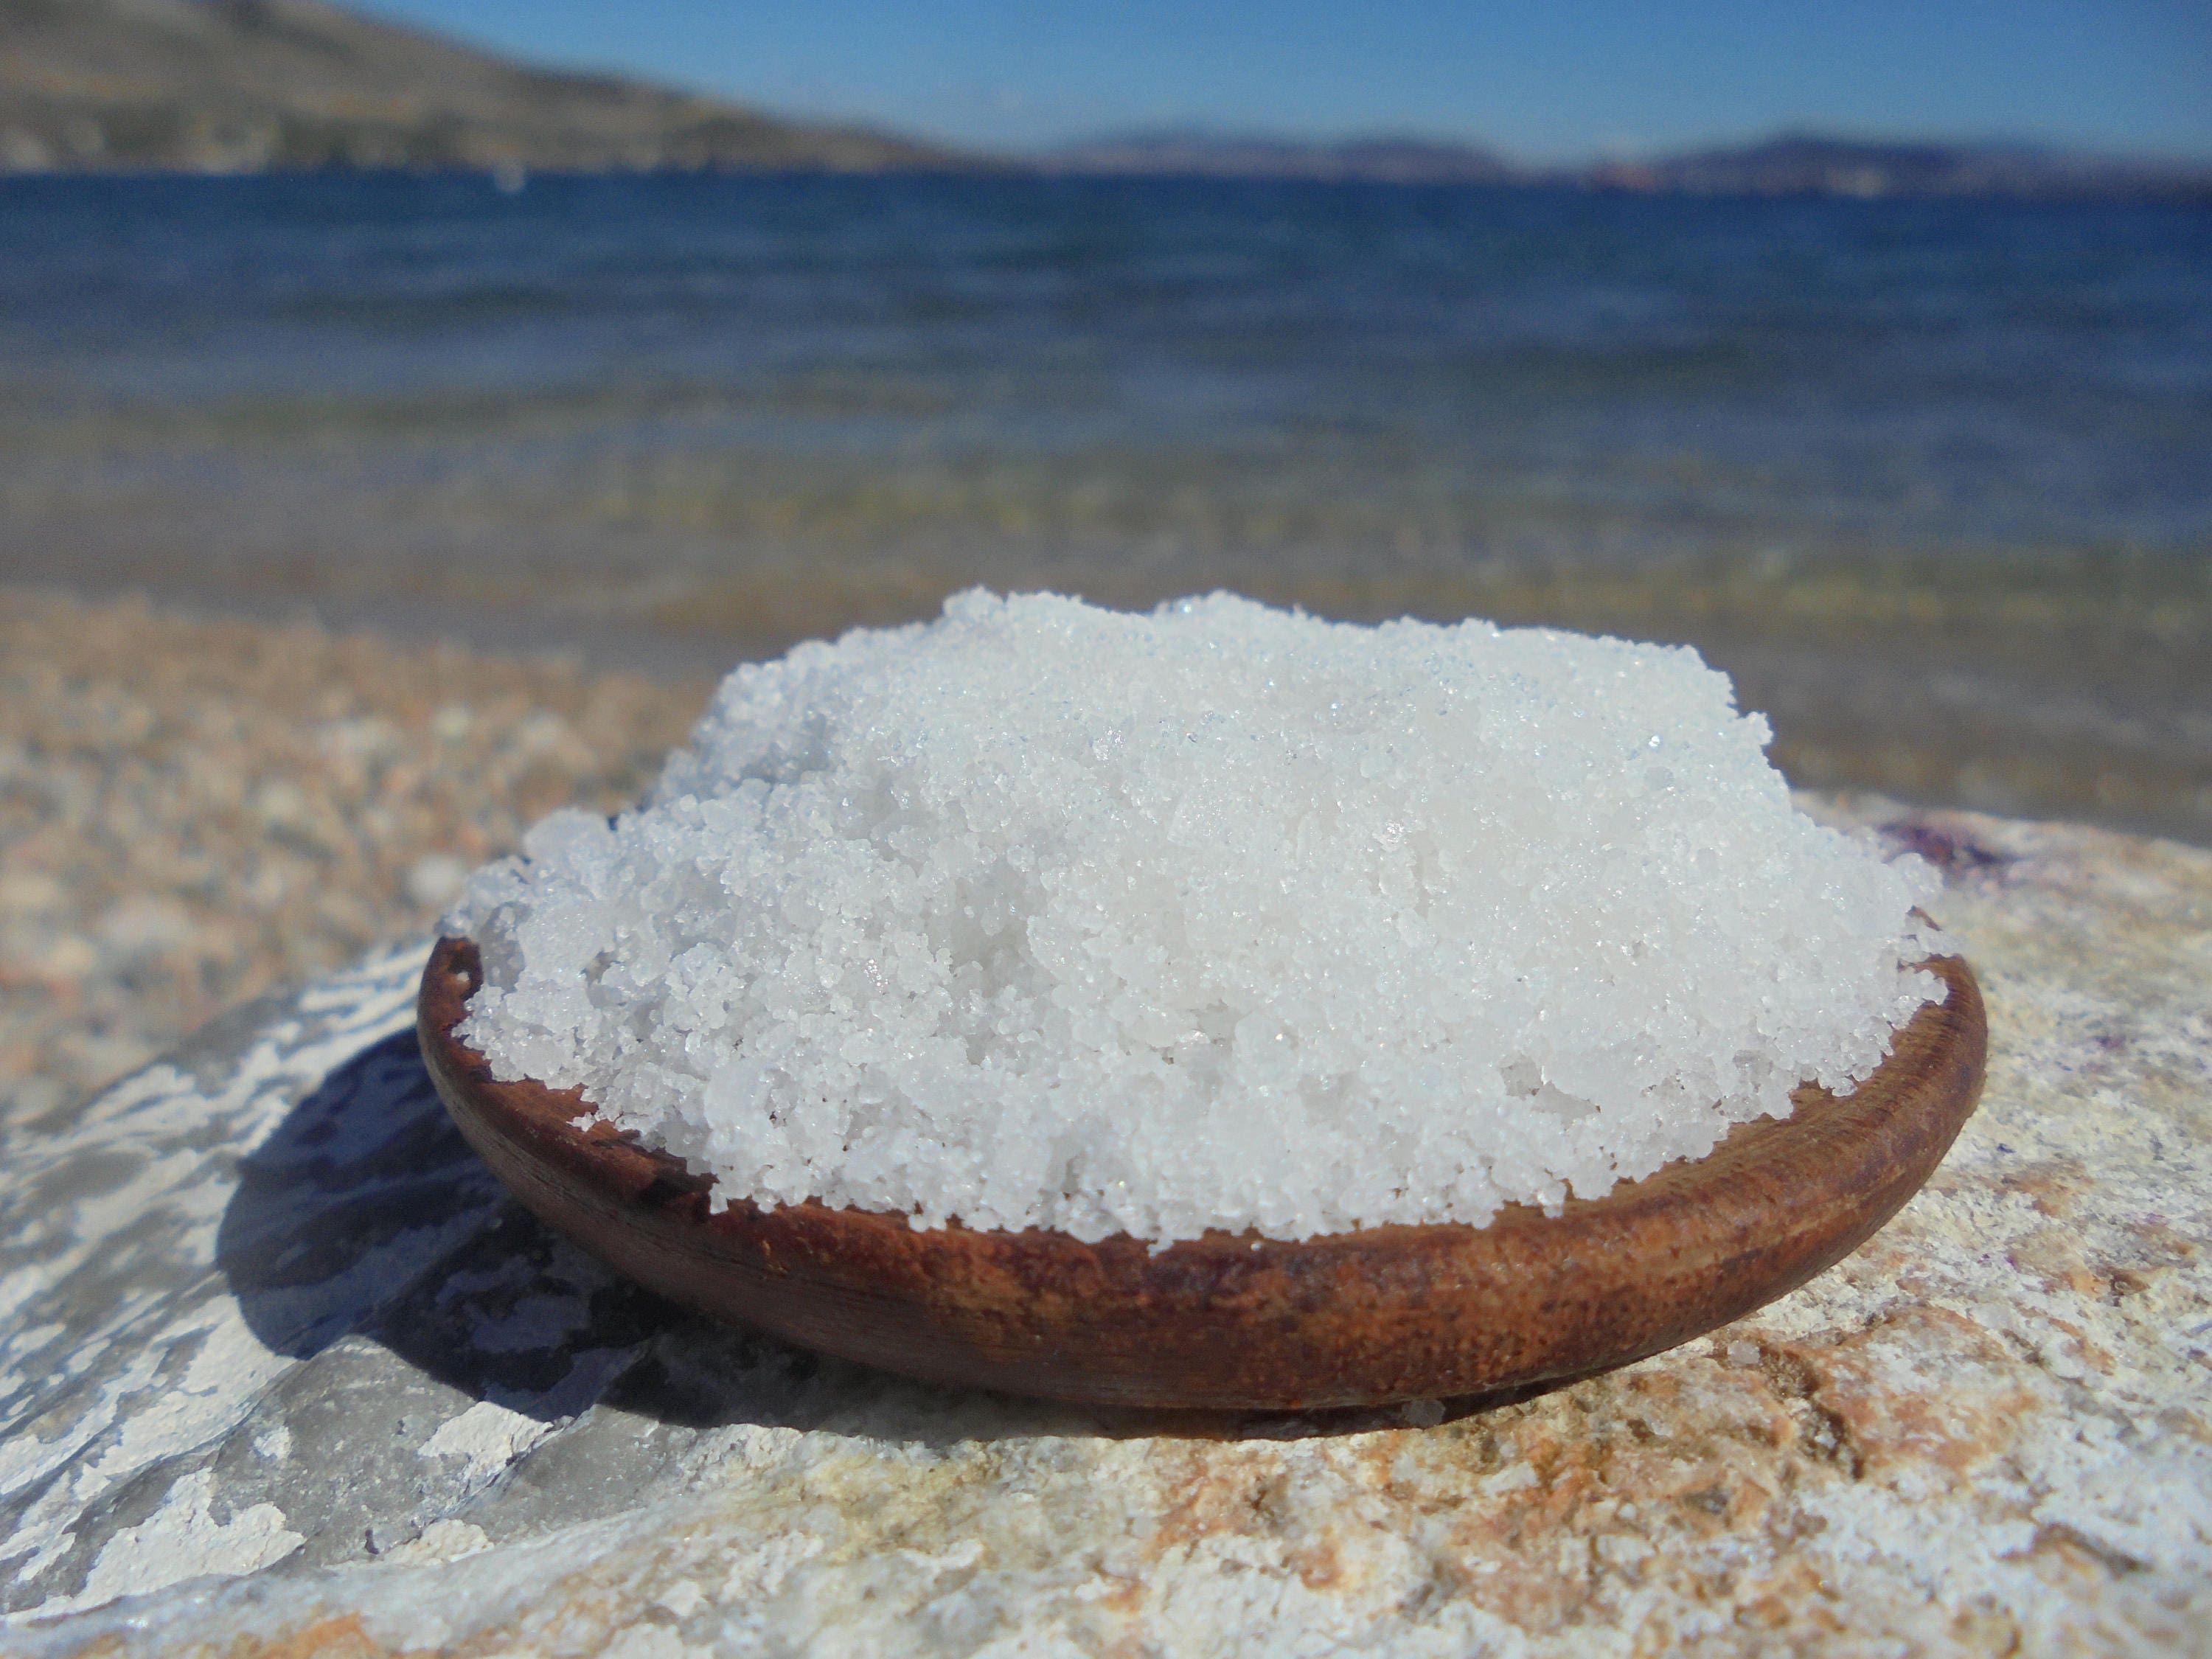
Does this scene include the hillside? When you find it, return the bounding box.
[3,1,2204,195]
[0,0,961,173]
[1042,133,1514,184]
[1585,133,2212,202]
[1042,128,2212,201]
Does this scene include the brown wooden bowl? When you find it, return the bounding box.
[418,936,1985,1412]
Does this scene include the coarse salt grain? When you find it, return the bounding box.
[448,590,1947,1244]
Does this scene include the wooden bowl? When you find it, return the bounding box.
[418,937,1985,1412]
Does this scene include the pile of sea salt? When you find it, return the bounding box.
[450,589,1947,1245]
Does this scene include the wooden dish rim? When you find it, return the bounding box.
[418,936,1986,1409]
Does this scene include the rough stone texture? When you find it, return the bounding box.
[0,802,2206,1656]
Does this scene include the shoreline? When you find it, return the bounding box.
[19,552,2211,840]
[3,578,2205,1134]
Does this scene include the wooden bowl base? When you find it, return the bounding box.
[419,939,1986,1411]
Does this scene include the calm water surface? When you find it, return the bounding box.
[1,174,2208,835]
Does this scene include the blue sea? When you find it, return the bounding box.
[1,173,2208,835]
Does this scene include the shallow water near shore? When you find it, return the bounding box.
[2,173,2208,839]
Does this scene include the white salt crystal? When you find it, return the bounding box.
[449,590,1948,1245]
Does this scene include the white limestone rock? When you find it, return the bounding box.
[0,804,2205,1655]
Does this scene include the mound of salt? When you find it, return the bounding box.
[448,590,1947,1244]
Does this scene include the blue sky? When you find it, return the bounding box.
[353,0,2212,161]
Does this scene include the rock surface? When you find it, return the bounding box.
[0,804,2206,1656]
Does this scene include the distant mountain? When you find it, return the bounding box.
[0,0,962,173]
[1041,133,1516,184]
[1040,129,2211,201]
[6,9,2204,206]
[1582,134,2212,203]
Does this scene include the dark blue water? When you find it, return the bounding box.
[5,173,2210,547]
[1,173,2209,833]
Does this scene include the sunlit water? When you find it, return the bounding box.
[1,173,2207,838]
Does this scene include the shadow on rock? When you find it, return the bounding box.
[212,1028,1129,1449]
[217,1028,1562,1450]
[218,1027,714,1427]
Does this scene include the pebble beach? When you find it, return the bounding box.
[0,585,706,1130]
